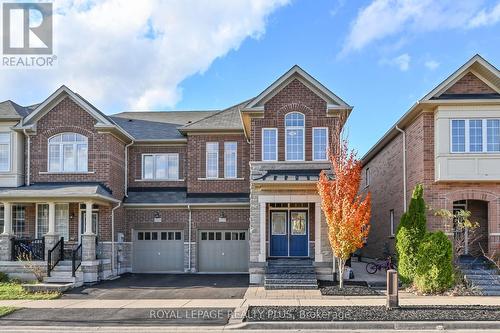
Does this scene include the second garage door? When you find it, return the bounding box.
[133,230,184,273]
[198,230,249,273]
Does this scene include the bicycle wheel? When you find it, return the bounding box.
[366,262,378,274]
[390,263,397,270]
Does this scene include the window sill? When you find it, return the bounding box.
[197,177,245,181]
[135,179,185,182]
[39,171,95,175]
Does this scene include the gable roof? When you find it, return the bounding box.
[362,54,500,165]
[0,100,32,120]
[244,65,352,110]
[179,100,249,132]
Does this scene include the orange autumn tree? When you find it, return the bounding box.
[317,138,371,289]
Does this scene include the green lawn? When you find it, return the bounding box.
[0,306,16,317]
[0,282,60,300]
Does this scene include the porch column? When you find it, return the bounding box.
[258,202,266,262]
[0,202,12,260]
[44,202,61,260]
[84,201,94,235]
[315,202,323,262]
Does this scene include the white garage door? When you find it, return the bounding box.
[133,230,184,273]
[198,230,249,273]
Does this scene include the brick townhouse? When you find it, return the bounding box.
[361,55,500,260]
[0,65,350,286]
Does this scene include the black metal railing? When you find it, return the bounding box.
[71,243,82,277]
[47,237,64,277]
[11,238,45,261]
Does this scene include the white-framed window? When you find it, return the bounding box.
[451,119,500,153]
[36,204,49,238]
[390,209,395,236]
[313,127,328,161]
[55,204,69,240]
[262,128,278,161]
[0,205,4,233]
[48,133,88,172]
[224,142,237,178]
[285,112,305,161]
[365,168,370,187]
[0,133,11,172]
[206,142,219,178]
[13,205,25,237]
[142,153,179,180]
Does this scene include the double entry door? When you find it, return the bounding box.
[270,210,308,257]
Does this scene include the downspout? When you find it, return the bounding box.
[187,204,192,272]
[395,126,407,212]
[124,141,134,197]
[111,200,122,276]
[23,129,30,186]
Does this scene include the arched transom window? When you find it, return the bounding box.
[48,133,88,172]
[285,112,305,161]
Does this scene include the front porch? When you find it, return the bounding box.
[0,184,120,283]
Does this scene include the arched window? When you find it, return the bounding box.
[285,112,305,161]
[48,133,88,172]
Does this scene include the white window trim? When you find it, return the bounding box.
[224,141,238,179]
[0,132,11,172]
[55,203,69,240]
[35,203,48,239]
[312,127,329,161]
[206,142,219,179]
[285,112,305,161]
[262,128,278,161]
[365,168,370,187]
[450,118,500,154]
[47,132,88,173]
[141,153,179,180]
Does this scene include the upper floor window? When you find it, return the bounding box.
[224,142,237,178]
[48,133,88,172]
[313,127,328,161]
[0,133,11,172]
[451,119,500,153]
[365,168,370,187]
[390,209,395,237]
[262,128,277,161]
[285,112,305,161]
[142,153,179,180]
[206,142,219,178]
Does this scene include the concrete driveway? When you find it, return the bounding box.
[63,273,249,299]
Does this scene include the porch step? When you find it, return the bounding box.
[264,258,318,290]
[44,261,83,284]
[459,256,500,296]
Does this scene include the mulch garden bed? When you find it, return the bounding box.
[318,280,381,296]
[245,305,500,322]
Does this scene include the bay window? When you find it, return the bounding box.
[285,112,305,161]
[313,127,328,161]
[0,133,10,171]
[206,142,219,178]
[48,133,88,172]
[142,153,179,180]
[262,128,277,161]
[224,142,237,178]
[451,119,500,153]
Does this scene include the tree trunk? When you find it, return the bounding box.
[338,258,345,289]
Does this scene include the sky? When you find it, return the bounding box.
[2,0,500,155]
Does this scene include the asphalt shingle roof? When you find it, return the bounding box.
[0,100,32,119]
[0,183,114,201]
[110,116,185,140]
[180,100,250,131]
[125,190,249,205]
[252,169,332,182]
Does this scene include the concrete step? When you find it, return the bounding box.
[483,290,500,296]
[461,269,498,275]
[266,267,315,274]
[265,273,316,280]
[22,282,83,293]
[264,283,318,290]
[265,279,318,285]
[465,274,500,280]
[267,259,313,267]
[479,285,500,292]
[44,275,82,284]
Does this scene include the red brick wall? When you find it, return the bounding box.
[128,144,187,188]
[186,134,249,193]
[28,97,126,200]
[443,72,496,95]
[125,208,249,242]
[250,79,340,161]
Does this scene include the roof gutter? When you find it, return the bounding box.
[395,126,407,212]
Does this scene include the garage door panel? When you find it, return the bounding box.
[198,230,249,273]
[133,230,184,273]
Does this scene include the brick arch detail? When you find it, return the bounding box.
[442,189,499,254]
[276,103,314,118]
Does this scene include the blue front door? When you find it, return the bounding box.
[269,210,308,257]
[270,211,288,256]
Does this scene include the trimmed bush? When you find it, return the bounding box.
[0,272,8,283]
[395,184,427,283]
[414,231,454,293]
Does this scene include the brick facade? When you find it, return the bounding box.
[443,72,496,95]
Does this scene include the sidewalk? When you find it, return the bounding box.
[1,295,499,308]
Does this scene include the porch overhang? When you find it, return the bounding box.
[0,184,119,205]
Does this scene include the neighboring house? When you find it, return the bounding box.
[0,65,350,284]
[361,55,500,259]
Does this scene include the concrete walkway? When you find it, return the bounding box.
[1,295,499,308]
